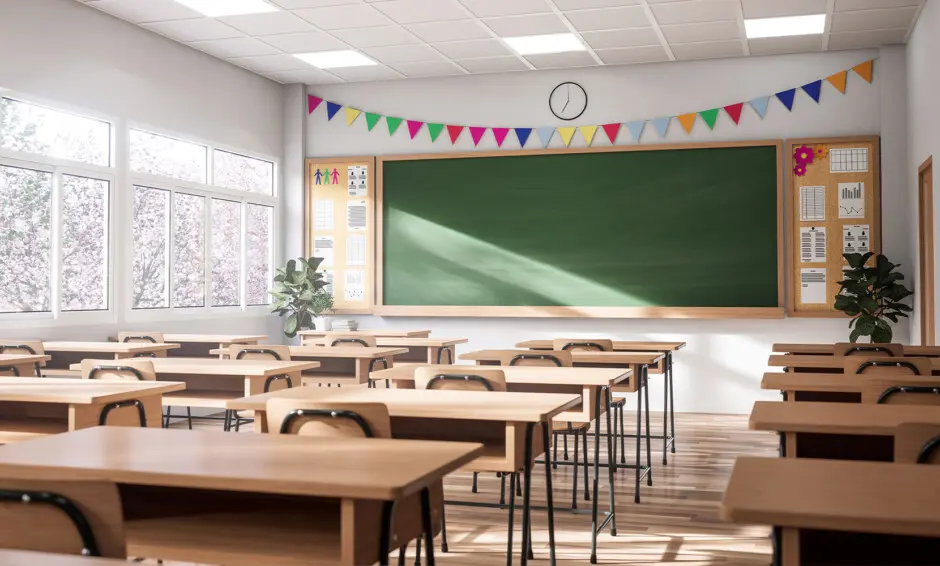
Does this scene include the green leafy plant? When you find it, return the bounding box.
[270,256,334,338]
[834,252,913,343]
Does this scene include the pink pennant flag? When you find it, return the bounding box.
[469,126,487,146]
[407,120,424,139]
[307,95,323,114]
[492,127,510,147]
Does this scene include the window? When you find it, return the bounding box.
[61,175,109,311]
[0,97,110,166]
[247,204,273,305]
[132,186,169,309]
[214,149,274,195]
[211,198,241,307]
[173,193,206,308]
[0,164,52,313]
[129,129,207,183]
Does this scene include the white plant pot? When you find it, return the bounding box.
[314,316,330,331]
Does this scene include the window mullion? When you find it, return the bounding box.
[240,200,248,310]
[50,169,62,317]
[204,195,213,312]
[168,189,176,310]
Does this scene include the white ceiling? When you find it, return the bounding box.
[78,0,925,84]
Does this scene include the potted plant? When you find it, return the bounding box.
[834,252,913,343]
[270,256,334,339]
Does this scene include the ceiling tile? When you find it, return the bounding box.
[257,31,347,52]
[748,34,823,55]
[392,60,465,77]
[742,0,827,18]
[828,27,909,49]
[661,20,740,42]
[331,25,421,47]
[263,68,344,84]
[483,14,569,36]
[142,19,243,42]
[830,6,919,31]
[834,0,923,11]
[564,6,650,31]
[553,0,642,8]
[363,43,445,63]
[581,27,660,48]
[671,39,745,60]
[525,50,599,69]
[87,0,202,23]
[269,0,357,7]
[327,65,403,82]
[457,0,552,18]
[227,54,312,73]
[595,45,670,64]
[219,12,316,35]
[372,0,469,24]
[432,38,511,58]
[456,55,529,73]
[650,0,740,25]
[293,4,393,29]
[187,37,281,58]
[406,20,492,42]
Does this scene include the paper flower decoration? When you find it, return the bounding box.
[815,144,828,159]
[794,164,807,177]
[793,145,815,166]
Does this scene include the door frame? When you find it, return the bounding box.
[919,156,935,345]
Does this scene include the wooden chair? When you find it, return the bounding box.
[116,331,166,358]
[80,359,154,428]
[834,342,904,357]
[0,478,125,558]
[553,338,613,352]
[508,350,572,368]
[0,341,45,377]
[869,382,940,406]
[895,423,940,464]
[324,333,377,348]
[226,345,295,431]
[844,356,932,376]
[414,367,507,392]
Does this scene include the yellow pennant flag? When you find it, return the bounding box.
[579,126,598,146]
[558,126,576,147]
[827,70,848,94]
[346,107,362,126]
[677,113,697,134]
[852,60,873,83]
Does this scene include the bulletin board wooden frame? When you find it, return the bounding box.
[374,140,786,319]
[786,136,882,317]
[304,156,375,314]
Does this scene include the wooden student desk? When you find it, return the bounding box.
[773,342,940,357]
[43,342,180,371]
[301,336,468,364]
[211,346,408,387]
[0,551,132,565]
[0,377,184,443]
[298,329,431,338]
[769,354,940,374]
[750,400,940,461]
[761,371,940,403]
[722,457,940,566]
[0,427,483,566]
[0,353,51,377]
[163,334,266,357]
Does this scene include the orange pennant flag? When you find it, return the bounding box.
[852,60,873,83]
[827,70,848,94]
[677,113,697,134]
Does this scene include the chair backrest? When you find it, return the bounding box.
[895,423,940,464]
[324,333,376,348]
[81,359,156,381]
[834,342,904,357]
[0,477,125,558]
[230,345,292,361]
[553,338,613,352]
[0,341,45,360]
[870,383,940,406]
[844,356,932,376]
[508,350,573,368]
[414,367,507,392]
[116,332,164,344]
[266,399,391,438]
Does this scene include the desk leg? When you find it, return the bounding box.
[604,388,618,529]
[634,381,642,503]
[380,500,395,566]
[421,488,435,566]
[520,422,534,566]
[540,423,557,565]
[590,386,602,564]
[644,367,652,487]
[506,473,516,566]
[668,351,676,455]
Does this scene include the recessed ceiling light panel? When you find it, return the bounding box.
[744,14,826,39]
[174,0,278,18]
[504,33,586,56]
[294,50,377,69]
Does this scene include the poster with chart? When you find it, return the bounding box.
[838,182,865,219]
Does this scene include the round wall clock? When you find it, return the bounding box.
[549,82,588,121]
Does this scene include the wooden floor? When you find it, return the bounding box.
[147,412,777,565]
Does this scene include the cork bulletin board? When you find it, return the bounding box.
[787,136,881,317]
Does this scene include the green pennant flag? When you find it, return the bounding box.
[365,112,381,131]
[386,116,403,135]
[427,123,444,142]
[699,108,720,130]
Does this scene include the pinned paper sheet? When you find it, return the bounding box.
[838,182,865,218]
[347,165,367,197]
[843,224,870,255]
[313,236,334,266]
[347,200,367,231]
[323,270,334,296]
[313,200,334,230]
[344,270,365,301]
[830,148,869,173]
[346,234,366,266]
[799,186,826,221]
[800,226,826,263]
[800,268,828,304]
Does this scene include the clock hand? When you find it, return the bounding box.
[562,89,571,113]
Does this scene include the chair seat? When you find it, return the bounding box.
[552,420,590,432]
[610,397,626,408]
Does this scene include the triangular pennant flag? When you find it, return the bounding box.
[724,103,744,125]
[557,126,576,147]
[386,116,403,135]
[602,123,620,144]
[345,108,361,126]
[427,123,444,142]
[492,127,510,148]
[776,89,796,111]
[677,113,696,134]
[326,101,342,120]
[307,95,322,114]
[579,125,598,146]
[446,125,463,144]
[406,120,424,139]
[626,120,646,142]
[650,117,671,138]
[852,60,873,83]
[537,127,555,148]
[749,96,770,118]
[827,70,848,94]
[699,108,720,130]
[365,112,381,131]
[802,80,822,103]
[515,127,532,147]
[469,126,487,146]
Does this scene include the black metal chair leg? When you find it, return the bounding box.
[398,546,407,566]
[582,427,590,502]
[186,407,193,430]
[163,407,171,428]
[421,488,435,565]
[506,472,516,566]
[520,423,534,566]
[644,371,653,487]
[563,432,568,460]
[223,410,232,432]
[572,430,579,509]
[471,472,478,493]
[552,432,559,469]
[413,536,421,566]
[619,401,626,464]
[440,500,448,553]
[669,352,676,455]
[541,423,557,565]
[634,384,642,504]
[605,389,617,535]
[611,401,618,472]
[500,473,506,505]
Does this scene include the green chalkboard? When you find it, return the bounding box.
[381,144,780,309]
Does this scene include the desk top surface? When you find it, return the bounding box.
[761,371,940,392]
[516,339,686,352]
[0,550,131,566]
[212,346,410,360]
[460,349,664,365]
[69,357,320,377]
[773,343,940,356]
[308,337,469,348]
[297,329,431,338]
[0,377,185,404]
[768,354,940,370]
[161,334,267,343]
[370,364,631,387]
[750,400,940,434]
[0,353,51,365]
[44,341,180,353]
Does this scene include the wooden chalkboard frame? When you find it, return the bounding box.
[374,140,785,319]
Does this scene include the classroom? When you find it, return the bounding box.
[0,0,936,564]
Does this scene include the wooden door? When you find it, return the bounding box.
[919,157,935,345]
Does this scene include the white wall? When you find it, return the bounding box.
[0,0,286,341]
[306,49,910,414]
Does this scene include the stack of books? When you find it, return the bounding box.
[331,320,359,332]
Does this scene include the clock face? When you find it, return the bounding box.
[549,82,588,121]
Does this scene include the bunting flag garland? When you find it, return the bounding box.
[802,80,822,103]
[827,70,848,93]
[447,125,463,144]
[602,123,620,144]
[852,60,873,83]
[775,89,796,111]
[428,123,444,142]
[650,117,671,138]
[677,113,697,134]
[493,127,510,148]
[749,96,770,118]
[307,95,322,114]
[407,120,424,139]
[386,116,403,135]
[626,120,645,142]
[346,108,361,126]
[468,126,486,146]
[326,101,342,120]
[724,103,744,124]
[557,127,576,147]
[537,127,555,148]
[699,108,720,130]
[365,112,381,131]
[580,125,598,146]
[516,128,532,147]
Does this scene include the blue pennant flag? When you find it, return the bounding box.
[536,127,555,148]
[515,127,532,148]
[326,101,342,120]
[802,80,822,103]
[650,117,671,138]
[749,96,770,118]
[625,121,645,142]
[775,89,796,111]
